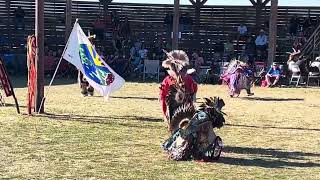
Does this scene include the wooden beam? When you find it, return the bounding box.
[65,0,72,42]
[249,0,257,7]
[262,0,271,6]
[267,0,278,66]
[35,0,45,113]
[172,0,180,50]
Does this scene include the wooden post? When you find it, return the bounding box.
[5,0,10,46]
[267,0,278,66]
[65,0,72,42]
[249,0,270,33]
[172,0,180,50]
[35,0,45,113]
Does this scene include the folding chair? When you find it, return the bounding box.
[307,61,320,87]
[198,66,211,83]
[0,82,5,106]
[289,64,301,86]
[143,60,160,82]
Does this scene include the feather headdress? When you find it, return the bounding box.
[162,50,189,76]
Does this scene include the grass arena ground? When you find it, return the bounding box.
[0,78,320,179]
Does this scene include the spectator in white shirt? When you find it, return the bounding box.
[255,29,268,50]
[255,29,268,61]
[237,23,248,36]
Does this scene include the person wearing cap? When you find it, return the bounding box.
[265,63,281,87]
[159,50,198,124]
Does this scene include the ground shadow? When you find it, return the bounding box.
[1,103,26,108]
[218,156,320,168]
[109,96,159,101]
[240,97,304,102]
[9,76,77,88]
[217,146,320,168]
[226,123,320,132]
[34,113,163,127]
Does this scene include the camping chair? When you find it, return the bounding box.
[253,61,267,86]
[307,60,320,87]
[143,60,160,82]
[198,66,211,83]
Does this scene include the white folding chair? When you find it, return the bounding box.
[0,82,5,106]
[307,61,320,87]
[289,64,301,86]
[143,60,160,82]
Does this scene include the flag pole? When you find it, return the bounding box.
[37,19,79,113]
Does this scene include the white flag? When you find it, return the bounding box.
[63,21,125,97]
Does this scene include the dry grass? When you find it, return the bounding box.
[0,77,320,179]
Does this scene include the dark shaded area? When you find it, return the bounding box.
[240,97,304,102]
[224,146,320,160]
[9,76,77,88]
[109,96,158,101]
[34,113,163,127]
[218,146,320,168]
[226,123,320,132]
[218,156,320,168]
[1,103,26,108]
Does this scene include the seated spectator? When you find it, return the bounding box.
[14,6,25,30]
[138,43,148,61]
[265,63,281,87]
[237,23,248,39]
[112,34,122,53]
[224,39,234,60]
[213,40,224,58]
[93,17,106,40]
[111,10,120,30]
[287,48,308,76]
[288,16,299,37]
[153,38,164,60]
[192,52,204,73]
[255,29,268,61]
[243,37,256,65]
[293,31,307,47]
[120,17,131,40]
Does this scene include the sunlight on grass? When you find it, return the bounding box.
[0,79,320,179]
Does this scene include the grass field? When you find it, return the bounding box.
[0,78,320,179]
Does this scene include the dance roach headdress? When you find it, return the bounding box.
[162,50,189,76]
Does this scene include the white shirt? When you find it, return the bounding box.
[255,35,268,46]
[238,25,247,35]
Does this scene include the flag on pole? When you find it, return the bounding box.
[62,21,125,97]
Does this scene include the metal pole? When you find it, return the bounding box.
[267,0,278,66]
[35,0,45,113]
[172,0,180,50]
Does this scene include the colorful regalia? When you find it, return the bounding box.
[159,50,226,161]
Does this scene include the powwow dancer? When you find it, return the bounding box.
[78,71,94,96]
[159,50,198,131]
[160,50,226,161]
[78,33,96,97]
[221,60,254,97]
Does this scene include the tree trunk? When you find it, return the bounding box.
[267,0,278,66]
[194,5,201,43]
[172,0,180,50]
[256,6,262,33]
[35,0,45,113]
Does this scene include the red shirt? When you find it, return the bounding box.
[159,75,198,118]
